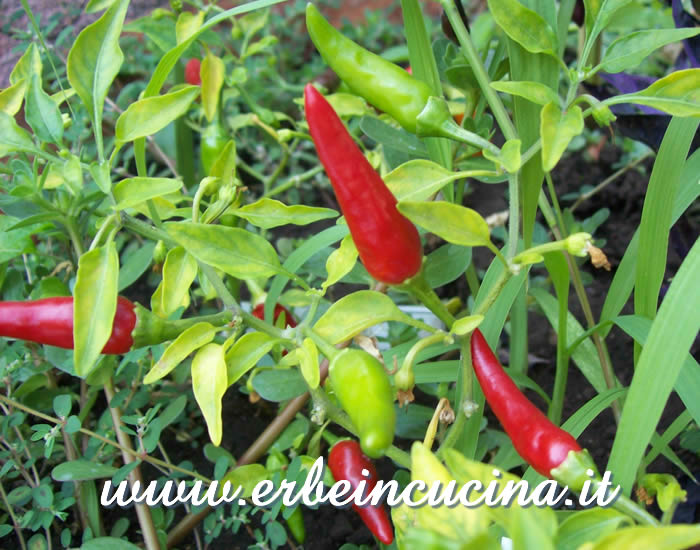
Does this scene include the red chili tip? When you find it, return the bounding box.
[185,58,201,86]
[251,303,297,328]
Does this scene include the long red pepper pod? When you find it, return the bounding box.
[251,303,297,328]
[470,328,582,477]
[0,297,136,354]
[327,440,394,545]
[304,84,423,285]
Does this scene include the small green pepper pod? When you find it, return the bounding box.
[328,348,396,458]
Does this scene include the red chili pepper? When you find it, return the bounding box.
[251,303,297,328]
[0,297,136,354]
[304,84,423,285]
[185,58,201,86]
[327,440,394,545]
[470,328,582,477]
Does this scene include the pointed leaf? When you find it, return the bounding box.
[299,338,319,389]
[201,51,224,122]
[113,177,183,210]
[161,247,198,317]
[590,525,700,550]
[25,74,63,145]
[601,28,700,73]
[175,10,204,45]
[165,222,281,279]
[10,43,42,86]
[540,102,584,171]
[66,0,128,131]
[491,80,559,106]
[74,242,119,377]
[397,201,491,247]
[556,508,632,550]
[192,343,227,446]
[0,112,36,156]
[321,234,358,293]
[234,198,338,229]
[225,332,280,386]
[314,290,435,344]
[143,322,218,384]
[487,0,557,54]
[115,86,200,142]
[52,460,117,482]
[0,81,27,116]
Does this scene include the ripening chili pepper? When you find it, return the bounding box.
[470,328,583,477]
[306,4,431,135]
[252,303,297,328]
[304,84,422,285]
[327,440,394,545]
[328,349,396,458]
[0,297,136,354]
[184,58,201,86]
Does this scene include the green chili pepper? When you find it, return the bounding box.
[328,349,396,458]
[200,114,228,177]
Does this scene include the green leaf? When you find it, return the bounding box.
[326,93,371,117]
[80,537,142,550]
[161,247,198,317]
[556,509,632,550]
[175,10,204,45]
[234,198,338,229]
[491,80,559,106]
[0,215,41,263]
[397,201,492,248]
[85,0,117,12]
[115,86,200,142]
[52,460,117,481]
[74,242,119,377]
[201,51,224,122]
[385,159,495,202]
[359,115,428,158]
[0,81,26,116]
[119,241,155,292]
[53,394,72,417]
[66,0,128,144]
[192,343,227,446]
[299,338,319,389]
[589,525,700,550]
[424,243,472,288]
[63,155,84,195]
[251,369,307,402]
[487,0,557,54]
[601,28,700,73]
[221,464,268,499]
[165,222,281,279]
[113,177,183,210]
[143,322,217,384]
[451,315,484,336]
[321,234,358,293]
[608,238,700,494]
[605,69,700,117]
[25,74,63,145]
[583,0,633,49]
[225,332,280,386]
[540,102,584,172]
[10,43,42,86]
[314,290,434,344]
[89,161,111,194]
[0,112,37,156]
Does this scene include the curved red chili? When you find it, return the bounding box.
[304,84,423,285]
[0,297,136,354]
[327,440,394,545]
[470,328,582,477]
[251,303,297,328]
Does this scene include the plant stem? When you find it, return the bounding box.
[0,479,27,550]
[507,172,520,259]
[404,272,456,329]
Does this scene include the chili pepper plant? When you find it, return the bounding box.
[0,0,699,549]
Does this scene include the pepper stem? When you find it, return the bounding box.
[402,271,456,329]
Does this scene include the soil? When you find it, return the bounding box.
[2,1,699,549]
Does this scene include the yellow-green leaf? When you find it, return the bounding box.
[201,51,224,122]
[314,290,435,344]
[191,343,227,445]
[590,525,700,550]
[113,177,183,210]
[175,11,205,45]
[601,29,700,74]
[321,234,358,293]
[0,112,37,156]
[450,315,484,336]
[143,322,218,384]
[299,338,319,389]
[0,81,27,116]
[10,43,42,86]
[557,508,632,550]
[397,201,492,248]
[491,80,559,106]
[115,86,200,142]
[487,0,557,55]
[221,464,268,499]
[74,242,119,377]
[165,222,282,279]
[63,155,84,195]
[161,247,198,317]
[234,198,338,229]
[226,332,281,386]
[540,102,584,172]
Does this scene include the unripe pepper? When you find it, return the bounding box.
[184,58,201,86]
[328,348,396,458]
[327,440,394,545]
[200,116,229,177]
[0,297,136,354]
[304,84,423,285]
[0,297,233,355]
